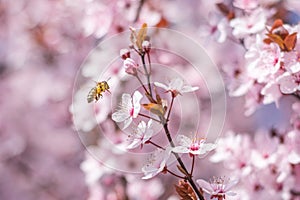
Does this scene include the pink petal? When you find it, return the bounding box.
[196,179,214,193]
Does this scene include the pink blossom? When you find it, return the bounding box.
[230,8,266,38]
[233,0,259,10]
[245,36,281,83]
[172,134,216,157]
[197,177,238,199]
[283,51,300,73]
[112,91,143,129]
[198,12,228,43]
[154,77,199,97]
[127,120,154,149]
[142,148,172,179]
[277,72,300,94]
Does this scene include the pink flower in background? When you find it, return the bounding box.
[230,8,266,38]
[127,120,154,149]
[198,12,228,43]
[154,77,199,97]
[233,0,258,10]
[250,131,280,169]
[197,177,238,199]
[245,36,281,83]
[283,51,300,73]
[172,134,216,157]
[277,72,300,94]
[112,91,143,129]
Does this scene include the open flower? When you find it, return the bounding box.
[277,71,300,94]
[172,134,216,157]
[127,120,154,149]
[197,176,238,200]
[112,91,143,129]
[142,148,172,180]
[154,77,199,97]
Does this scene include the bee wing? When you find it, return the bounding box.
[87,87,96,103]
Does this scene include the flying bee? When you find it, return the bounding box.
[87,78,111,103]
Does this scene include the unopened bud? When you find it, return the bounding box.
[123,58,138,75]
[120,48,130,60]
[142,40,151,53]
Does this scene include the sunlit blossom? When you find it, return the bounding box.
[127,120,154,149]
[112,91,143,129]
[172,134,216,157]
[197,176,238,199]
[142,148,172,180]
[154,77,199,97]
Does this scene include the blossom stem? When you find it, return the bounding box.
[166,95,175,121]
[146,52,152,74]
[162,123,205,200]
[134,0,145,22]
[146,140,165,150]
[138,113,161,123]
[141,54,153,97]
[190,155,195,176]
[136,74,149,95]
[167,169,186,179]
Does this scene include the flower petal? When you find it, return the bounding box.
[277,73,298,94]
[127,139,141,149]
[181,85,199,93]
[172,146,189,154]
[176,134,192,147]
[154,82,169,91]
[112,111,129,122]
[132,91,143,117]
[224,179,239,191]
[123,117,132,129]
[170,78,183,91]
[196,179,214,194]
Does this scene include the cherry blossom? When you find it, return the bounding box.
[230,8,267,38]
[277,72,300,94]
[112,91,143,129]
[127,120,154,149]
[154,77,199,97]
[172,134,216,157]
[197,177,238,199]
[198,12,228,43]
[233,0,258,10]
[245,35,281,83]
[142,148,172,180]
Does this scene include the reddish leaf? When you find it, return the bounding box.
[175,180,198,200]
[284,32,297,52]
[270,19,283,32]
[266,33,285,50]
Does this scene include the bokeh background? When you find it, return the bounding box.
[1,0,300,200]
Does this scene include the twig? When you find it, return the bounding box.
[138,113,161,123]
[167,169,186,179]
[146,140,165,150]
[134,0,146,23]
[141,54,153,97]
[163,123,205,200]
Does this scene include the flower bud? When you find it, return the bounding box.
[142,40,151,53]
[123,58,138,75]
[120,48,130,60]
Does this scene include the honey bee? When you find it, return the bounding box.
[87,78,111,103]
